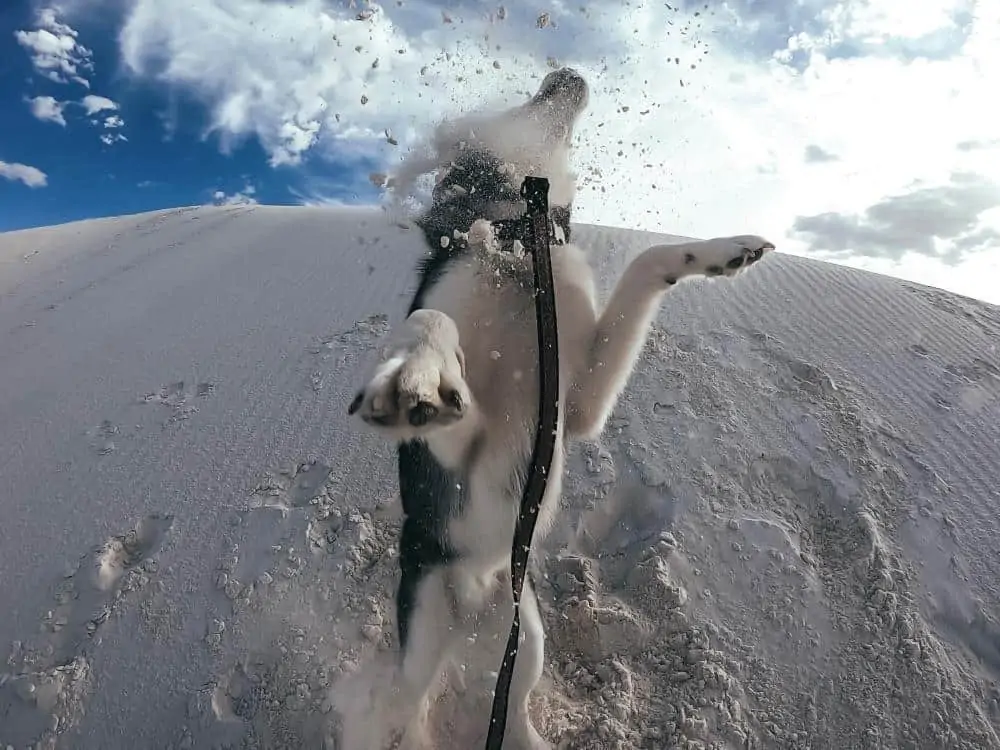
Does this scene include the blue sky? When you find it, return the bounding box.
[1,0,998,303]
[0,1,383,232]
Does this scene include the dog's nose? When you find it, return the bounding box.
[531,67,589,112]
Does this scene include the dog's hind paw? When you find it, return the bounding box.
[348,309,472,437]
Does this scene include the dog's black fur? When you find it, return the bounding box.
[395,440,462,648]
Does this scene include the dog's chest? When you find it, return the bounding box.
[422,253,541,390]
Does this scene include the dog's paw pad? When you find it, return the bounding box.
[407,401,438,427]
[686,235,774,279]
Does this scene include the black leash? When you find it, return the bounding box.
[484,176,561,750]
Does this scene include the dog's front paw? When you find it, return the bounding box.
[656,235,775,286]
[348,309,471,436]
[696,234,774,277]
[348,357,468,430]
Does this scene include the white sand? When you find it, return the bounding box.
[1,205,999,749]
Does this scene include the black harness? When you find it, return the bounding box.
[494,207,568,250]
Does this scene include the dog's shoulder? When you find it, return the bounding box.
[409,148,526,314]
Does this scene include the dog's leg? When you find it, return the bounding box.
[394,567,464,749]
[565,234,774,439]
[338,567,461,750]
[349,308,478,442]
[503,575,550,750]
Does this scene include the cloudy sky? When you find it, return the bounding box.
[2,0,998,303]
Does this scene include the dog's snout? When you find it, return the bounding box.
[532,67,589,111]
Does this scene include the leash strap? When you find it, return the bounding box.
[484,176,561,750]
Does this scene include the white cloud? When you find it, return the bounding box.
[80,94,119,115]
[792,172,1000,264]
[288,184,358,208]
[79,96,127,142]
[15,9,127,143]
[0,160,48,188]
[118,0,448,167]
[104,0,1000,303]
[28,95,67,126]
[290,193,352,208]
[211,184,258,206]
[14,7,92,87]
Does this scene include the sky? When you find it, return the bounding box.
[1,0,998,304]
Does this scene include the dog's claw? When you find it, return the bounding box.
[348,391,364,415]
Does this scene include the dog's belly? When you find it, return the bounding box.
[422,255,544,433]
[411,256,548,557]
[407,240,598,561]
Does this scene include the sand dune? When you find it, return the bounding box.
[1,205,998,749]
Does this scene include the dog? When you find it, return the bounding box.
[338,67,774,749]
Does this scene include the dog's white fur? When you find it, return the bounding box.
[337,73,774,750]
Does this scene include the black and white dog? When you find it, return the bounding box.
[338,68,773,749]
